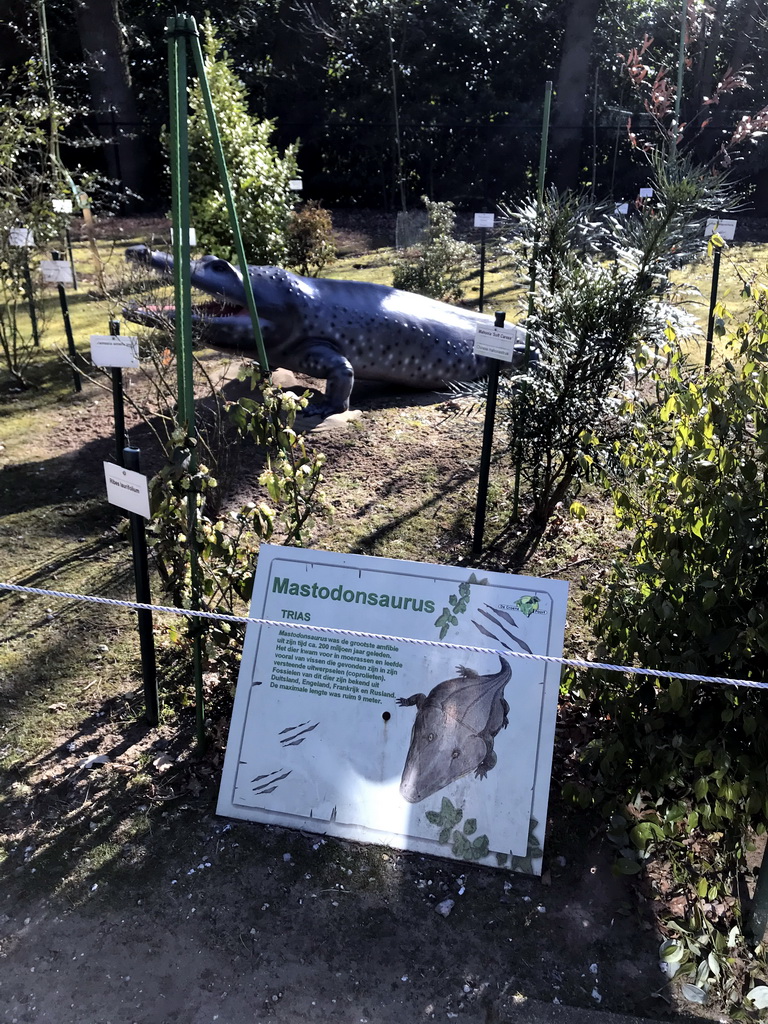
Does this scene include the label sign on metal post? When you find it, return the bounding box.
[170,227,197,247]
[289,179,303,191]
[615,203,629,215]
[473,323,526,362]
[52,198,74,214]
[9,228,34,247]
[217,545,568,873]
[474,213,495,229]
[639,187,654,198]
[40,259,74,285]
[90,334,139,368]
[705,219,737,241]
[104,463,151,519]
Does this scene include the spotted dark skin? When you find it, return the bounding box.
[124,246,533,417]
[396,655,512,804]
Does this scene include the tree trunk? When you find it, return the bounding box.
[73,0,147,201]
[550,0,603,192]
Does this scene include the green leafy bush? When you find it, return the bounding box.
[497,157,735,564]
[285,201,337,277]
[392,196,475,302]
[186,18,298,264]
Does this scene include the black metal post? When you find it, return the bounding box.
[57,282,81,393]
[123,446,159,727]
[705,246,722,370]
[110,319,127,467]
[22,253,40,348]
[472,311,505,556]
[479,228,487,314]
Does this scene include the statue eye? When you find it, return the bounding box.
[451,749,461,759]
[427,732,435,742]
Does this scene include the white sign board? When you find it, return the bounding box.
[104,463,150,519]
[473,323,526,362]
[52,198,74,214]
[704,218,737,241]
[474,213,495,229]
[170,227,197,247]
[639,187,654,198]
[615,202,629,215]
[9,228,34,247]
[40,259,74,285]
[289,179,303,191]
[90,334,139,369]
[217,545,568,873]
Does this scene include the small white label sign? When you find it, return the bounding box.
[474,213,495,228]
[53,198,74,214]
[639,187,654,198]
[104,463,151,519]
[705,218,737,240]
[615,202,630,215]
[9,228,34,247]
[40,260,74,285]
[90,334,140,369]
[170,227,197,247]
[473,323,526,362]
[289,179,303,191]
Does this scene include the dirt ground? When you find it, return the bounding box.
[0,264,712,1023]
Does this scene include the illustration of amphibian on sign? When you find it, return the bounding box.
[396,655,511,803]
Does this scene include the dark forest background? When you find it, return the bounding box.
[2,0,767,214]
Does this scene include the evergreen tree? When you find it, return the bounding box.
[187,18,298,265]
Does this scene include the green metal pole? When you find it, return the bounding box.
[185,15,270,373]
[167,16,195,430]
[167,16,205,750]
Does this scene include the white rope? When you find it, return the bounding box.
[2,580,766,691]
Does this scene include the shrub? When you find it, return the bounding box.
[186,18,298,264]
[497,155,736,564]
[285,201,337,277]
[392,196,475,302]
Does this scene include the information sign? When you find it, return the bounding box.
[473,323,526,362]
[639,187,654,198]
[90,334,139,369]
[52,198,74,214]
[474,213,495,229]
[170,227,197,247]
[289,179,303,191]
[9,228,34,247]
[40,260,74,285]
[217,546,568,873]
[615,202,629,215]
[704,218,737,241]
[104,463,151,519]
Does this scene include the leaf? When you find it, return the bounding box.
[681,984,707,1005]
[659,939,686,963]
[614,857,643,875]
[570,500,587,520]
[463,818,477,836]
[746,986,768,1009]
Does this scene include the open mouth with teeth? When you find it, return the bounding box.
[127,295,249,324]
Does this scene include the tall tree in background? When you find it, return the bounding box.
[550,0,603,191]
[73,0,147,198]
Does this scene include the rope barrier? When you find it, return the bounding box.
[2,579,766,692]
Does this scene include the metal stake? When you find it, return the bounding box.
[479,228,487,314]
[704,246,722,369]
[472,311,505,555]
[109,319,127,466]
[123,446,159,726]
[57,282,81,392]
[22,254,40,348]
